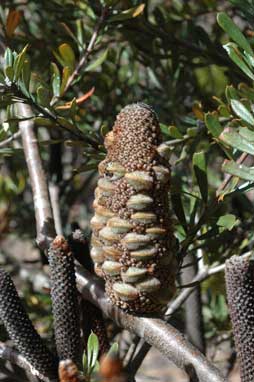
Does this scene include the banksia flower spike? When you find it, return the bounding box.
[0,268,58,379]
[225,255,254,382]
[69,229,110,355]
[48,235,81,365]
[90,103,177,314]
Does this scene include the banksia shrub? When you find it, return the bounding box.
[0,268,57,378]
[90,103,177,314]
[48,235,81,364]
[225,255,254,382]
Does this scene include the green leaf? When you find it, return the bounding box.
[171,192,187,232]
[5,66,14,82]
[58,43,75,72]
[107,342,119,356]
[22,59,31,91]
[87,333,99,374]
[205,112,223,138]
[217,214,238,231]
[231,99,254,125]
[217,12,253,54]
[109,4,145,22]
[193,151,208,203]
[82,351,87,373]
[37,86,50,107]
[85,49,108,72]
[13,44,29,82]
[4,48,13,68]
[168,125,183,138]
[51,63,61,97]
[222,160,254,181]
[239,126,254,141]
[220,130,254,154]
[60,66,71,95]
[223,43,254,80]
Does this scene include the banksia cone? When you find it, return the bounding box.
[225,255,254,382]
[69,229,109,355]
[48,236,81,364]
[90,103,177,314]
[0,268,57,378]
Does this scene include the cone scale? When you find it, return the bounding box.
[90,103,177,314]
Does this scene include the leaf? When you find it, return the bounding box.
[223,43,254,80]
[217,214,238,231]
[82,351,87,374]
[217,12,253,54]
[13,44,29,82]
[5,66,14,82]
[60,66,71,96]
[56,87,95,110]
[37,86,50,107]
[193,151,208,203]
[6,9,22,38]
[171,192,188,232]
[220,130,254,154]
[85,49,108,72]
[109,4,145,22]
[58,43,75,72]
[222,160,254,181]
[4,48,13,68]
[107,342,119,356]
[22,59,31,91]
[87,333,99,374]
[239,126,254,141]
[168,125,183,138]
[231,99,254,125]
[205,112,223,138]
[51,63,61,97]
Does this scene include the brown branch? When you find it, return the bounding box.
[0,342,57,382]
[76,267,226,382]
[0,131,21,148]
[63,6,109,94]
[18,103,56,250]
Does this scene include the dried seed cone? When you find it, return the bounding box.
[225,255,254,382]
[0,268,57,378]
[91,103,177,314]
[49,236,81,364]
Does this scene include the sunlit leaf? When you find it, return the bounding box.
[217,12,253,54]
[217,214,238,231]
[222,160,254,181]
[220,129,254,154]
[231,99,254,125]
[223,43,254,80]
[109,4,145,22]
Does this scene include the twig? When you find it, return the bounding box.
[18,103,56,250]
[0,342,55,382]
[0,131,21,148]
[165,251,252,317]
[63,6,109,94]
[76,267,226,382]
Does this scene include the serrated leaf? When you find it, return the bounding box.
[223,43,254,80]
[87,333,99,374]
[231,99,254,125]
[217,12,253,54]
[205,113,223,138]
[58,43,75,72]
[109,4,145,22]
[220,130,254,154]
[222,160,254,181]
[193,151,208,203]
[217,214,238,231]
[85,49,108,72]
